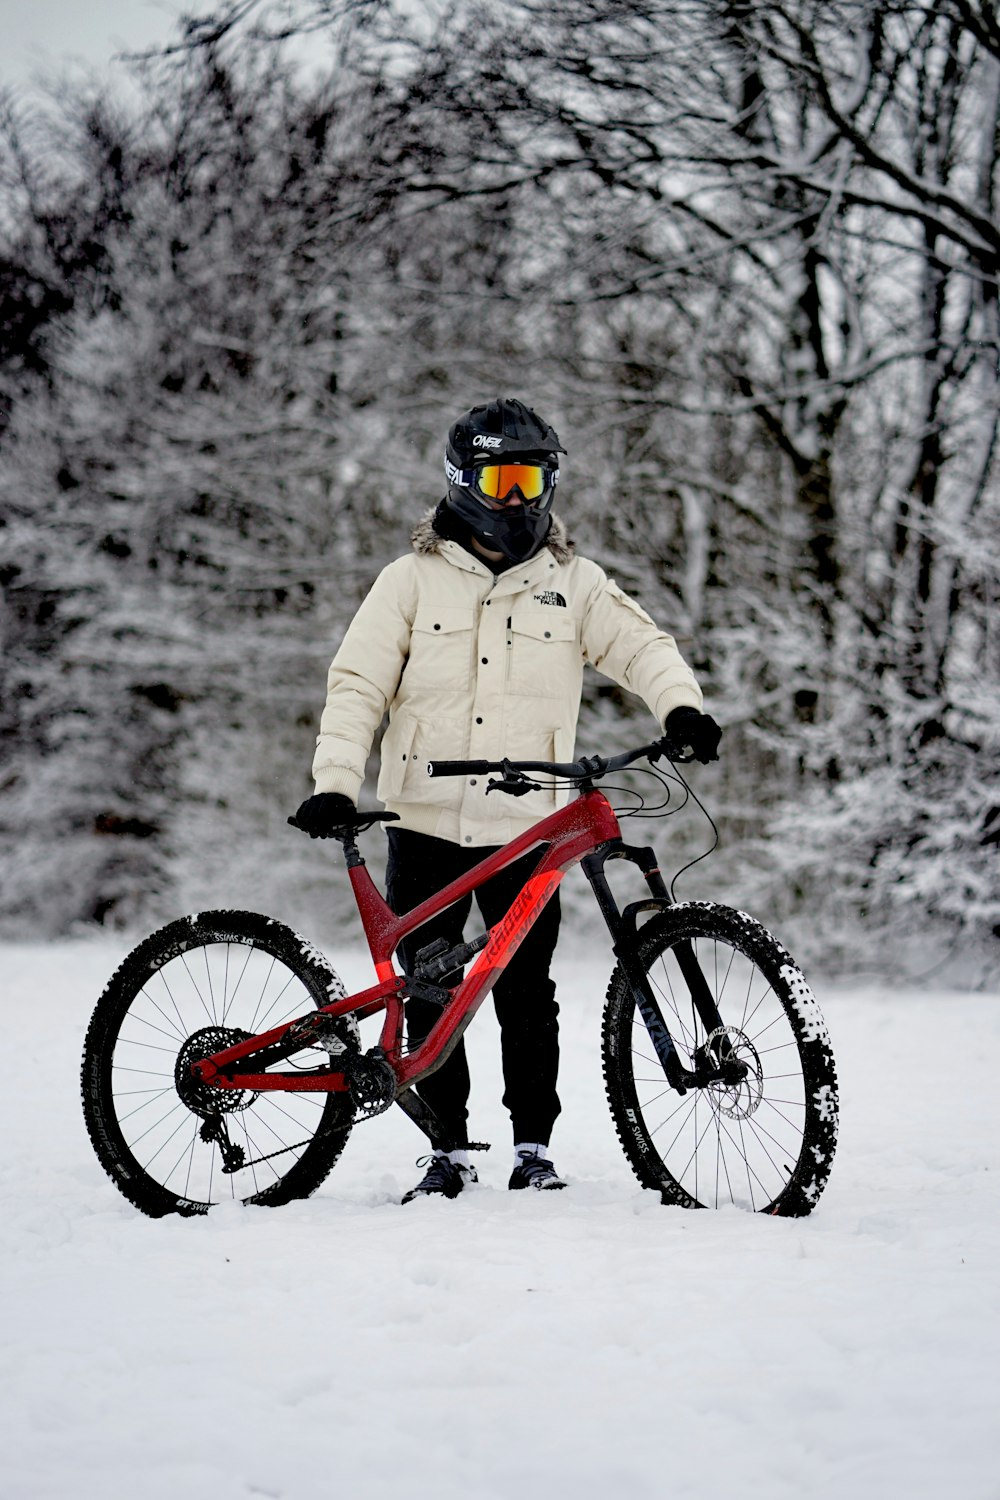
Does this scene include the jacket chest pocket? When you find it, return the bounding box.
[505,612,580,697]
[405,605,475,689]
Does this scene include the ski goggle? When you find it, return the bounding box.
[446,457,558,506]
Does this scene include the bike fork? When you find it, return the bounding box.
[582,843,726,1093]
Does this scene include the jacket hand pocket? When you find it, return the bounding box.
[377,711,418,800]
[378,712,469,804]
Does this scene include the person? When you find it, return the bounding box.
[294,397,721,1203]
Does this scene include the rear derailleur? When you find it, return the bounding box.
[198,1115,247,1175]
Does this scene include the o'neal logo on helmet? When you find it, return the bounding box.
[472,434,503,450]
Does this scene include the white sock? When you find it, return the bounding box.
[514,1141,549,1169]
[444,1149,471,1170]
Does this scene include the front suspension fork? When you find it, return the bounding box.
[582,843,727,1093]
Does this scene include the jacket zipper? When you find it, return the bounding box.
[505,615,513,684]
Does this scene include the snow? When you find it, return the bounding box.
[2,938,998,1500]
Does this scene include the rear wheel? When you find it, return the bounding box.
[602,903,838,1215]
[81,910,358,1216]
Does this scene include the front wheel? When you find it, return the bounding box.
[81,910,359,1217]
[602,903,838,1216]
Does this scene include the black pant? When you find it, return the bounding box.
[385,827,561,1150]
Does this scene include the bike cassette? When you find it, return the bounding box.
[176,1027,259,1117]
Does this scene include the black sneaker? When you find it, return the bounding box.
[508,1149,567,1191]
[401,1153,477,1204]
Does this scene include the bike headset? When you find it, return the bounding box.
[443,397,566,564]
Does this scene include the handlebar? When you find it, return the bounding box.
[289,738,697,841]
[427,736,694,782]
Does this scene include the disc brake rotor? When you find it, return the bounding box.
[704,1026,764,1119]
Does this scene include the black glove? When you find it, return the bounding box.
[292,792,356,838]
[662,706,722,764]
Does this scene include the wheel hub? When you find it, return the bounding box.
[175,1026,259,1117]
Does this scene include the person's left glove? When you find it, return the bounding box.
[662,705,723,764]
[292,792,357,837]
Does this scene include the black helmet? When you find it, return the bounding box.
[443,397,565,564]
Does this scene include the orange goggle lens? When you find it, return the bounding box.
[474,463,550,503]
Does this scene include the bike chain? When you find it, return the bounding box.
[229,1135,314,1172]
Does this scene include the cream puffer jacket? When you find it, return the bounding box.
[311,512,703,847]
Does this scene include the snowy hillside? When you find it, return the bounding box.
[2,938,998,1500]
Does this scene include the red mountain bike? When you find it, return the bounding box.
[81,738,839,1218]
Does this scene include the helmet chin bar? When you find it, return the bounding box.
[445,486,554,563]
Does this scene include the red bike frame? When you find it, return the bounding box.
[191,789,623,1098]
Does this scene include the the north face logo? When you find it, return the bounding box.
[534,591,567,607]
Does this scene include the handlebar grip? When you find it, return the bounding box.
[426,759,492,778]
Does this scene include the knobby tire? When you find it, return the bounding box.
[602,903,838,1216]
[81,910,358,1217]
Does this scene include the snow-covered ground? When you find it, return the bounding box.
[2,937,998,1500]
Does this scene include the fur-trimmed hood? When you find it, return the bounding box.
[410,506,575,566]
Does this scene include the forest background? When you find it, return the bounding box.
[1,0,997,975]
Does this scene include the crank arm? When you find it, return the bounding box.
[395,1088,491,1154]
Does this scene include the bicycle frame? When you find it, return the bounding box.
[190,785,728,1137]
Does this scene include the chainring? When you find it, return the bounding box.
[344,1050,397,1119]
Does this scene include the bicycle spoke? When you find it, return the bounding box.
[116,1038,177,1056]
[114,1088,176,1126]
[138,1104,193,1170]
[163,1121,202,1194]
[123,1009,187,1046]
[239,1114,262,1197]
[649,960,698,1052]
[176,953,216,1026]
[137,982,189,1041]
[246,955,279,1033]
[183,1128,198,1199]
[220,943,255,1024]
[260,1095,327,1131]
[742,1107,804,1163]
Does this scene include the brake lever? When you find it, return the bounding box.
[649,738,697,766]
[485,760,541,797]
[486,776,540,798]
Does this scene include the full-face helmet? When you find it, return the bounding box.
[443,397,565,564]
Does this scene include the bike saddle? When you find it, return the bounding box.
[287,810,400,839]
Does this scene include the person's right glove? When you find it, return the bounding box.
[292,792,357,837]
[662,705,723,764]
